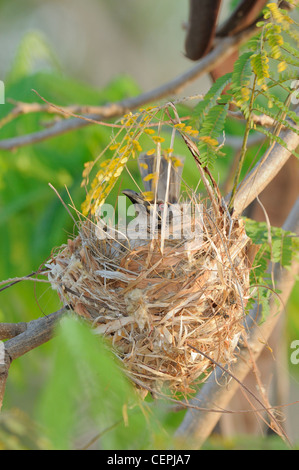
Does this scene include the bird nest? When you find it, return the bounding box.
[46,200,253,397]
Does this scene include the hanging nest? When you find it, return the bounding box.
[46,197,253,396]
[45,104,256,397]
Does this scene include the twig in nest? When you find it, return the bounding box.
[0,269,49,292]
[187,344,292,446]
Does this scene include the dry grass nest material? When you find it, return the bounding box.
[46,204,253,397]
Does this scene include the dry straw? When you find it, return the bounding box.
[46,103,255,397]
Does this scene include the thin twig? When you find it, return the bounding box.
[0,25,258,151]
[187,345,291,446]
[0,269,48,292]
[229,110,283,127]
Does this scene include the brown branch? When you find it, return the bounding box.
[0,307,68,410]
[217,0,297,37]
[216,0,268,37]
[0,97,194,136]
[4,308,68,361]
[185,0,222,61]
[0,323,27,340]
[229,110,285,128]
[0,25,258,152]
[175,197,299,448]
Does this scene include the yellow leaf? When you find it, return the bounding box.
[132,140,142,151]
[139,163,148,169]
[144,172,157,182]
[199,136,218,146]
[172,156,183,167]
[142,191,154,201]
[109,143,120,150]
[152,136,165,143]
[277,61,287,72]
[241,86,250,102]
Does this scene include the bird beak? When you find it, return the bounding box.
[122,189,147,206]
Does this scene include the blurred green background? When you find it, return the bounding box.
[0,0,298,450]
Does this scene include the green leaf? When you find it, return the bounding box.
[256,126,299,158]
[36,315,134,450]
[231,51,255,115]
[253,103,299,136]
[197,103,229,167]
[251,52,270,85]
[194,73,232,126]
[244,218,298,319]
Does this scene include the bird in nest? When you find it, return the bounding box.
[122,153,185,232]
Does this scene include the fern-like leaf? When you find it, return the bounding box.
[244,217,298,319]
[281,42,299,61]
[231,52,254,113]
[256,126,299,158]
[251,52,270,88]
[194,73,232,126]
[270,95,299,125]
[254,103,299,136]
[197,103,229,167]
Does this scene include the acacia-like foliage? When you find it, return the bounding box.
[81,3,298,216]
[244,217,299,319]
[194,2,299,164]
[79,2,299,322]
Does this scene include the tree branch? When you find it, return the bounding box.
[0,25,257,151]
[175,197,299,448]
[185,0,222,61]
[0,323,27,340]
[0,307,68,410]
[216,0,268,37]
[229,110,285,127]
[5,308,68,361]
